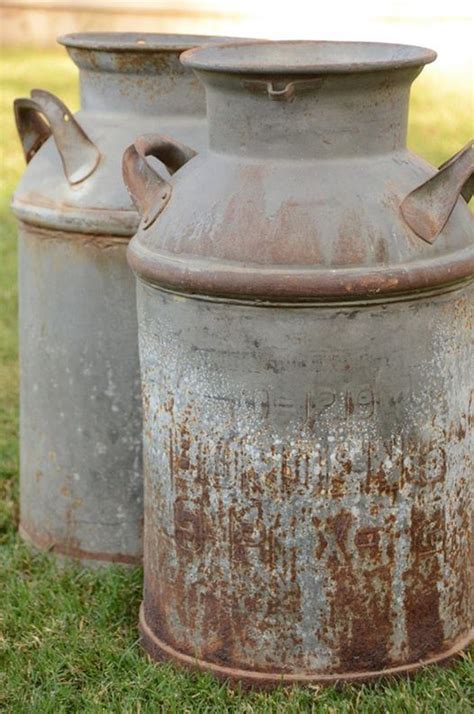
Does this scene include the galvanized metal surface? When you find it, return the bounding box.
[138,284,473,684]
[18,224,142,564]
[125,41,474,682]
[12,33,236,565]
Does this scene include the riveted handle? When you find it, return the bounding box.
[401,140,474,244]
[122,134,197,229]
[14,89,100,185]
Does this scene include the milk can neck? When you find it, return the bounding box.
[68,48,205,117]
[201,68,421,159]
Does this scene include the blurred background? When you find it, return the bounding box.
[1,4,473,481]
[1,0,473,161]
[1,0,473,78]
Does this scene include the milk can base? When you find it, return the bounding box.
[19,523,141,568]
[139,604,473,689]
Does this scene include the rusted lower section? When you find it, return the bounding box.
[138,282,473,684]
[20,523,141,565]
[402,505,445,660]
[139,604,472,689]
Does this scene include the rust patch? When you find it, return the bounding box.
[20,522,141,565]
[403,506,445,661]
[140,598,472,689]
[332,209,368,267]
[145,395,473,673]
[325,509,395,672]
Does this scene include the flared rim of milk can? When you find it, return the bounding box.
[58,32,247,53]
[180,39,437,75]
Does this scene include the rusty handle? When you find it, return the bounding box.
[14,89,100,185]
[122,134,197,229]
[400,140,474,244]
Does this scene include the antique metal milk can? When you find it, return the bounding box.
[124,41,473,684]
[12,32,234,566]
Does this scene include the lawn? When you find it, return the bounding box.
[1,47,473,712]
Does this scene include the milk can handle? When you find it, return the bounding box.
[122,134,197,229]
[400,140,474,243]
[13,89,100,185]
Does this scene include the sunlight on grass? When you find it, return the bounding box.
[408,68,474,164]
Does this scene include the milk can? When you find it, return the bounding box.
[124,41,473,684]
[12,32,235,566]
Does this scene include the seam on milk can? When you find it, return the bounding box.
[16,220,132,246]
[12,200,139,237]
[136,275,474,308]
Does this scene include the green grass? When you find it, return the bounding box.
[1,48,473,711]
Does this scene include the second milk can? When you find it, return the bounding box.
[124,41,473,683]
[12,32,233,565]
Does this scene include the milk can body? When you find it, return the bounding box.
[124,42,473,682]
[12,33,234,565]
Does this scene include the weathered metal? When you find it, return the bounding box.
[401,140,474,243]
[124,41,473,684]
[12,32,237,566]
